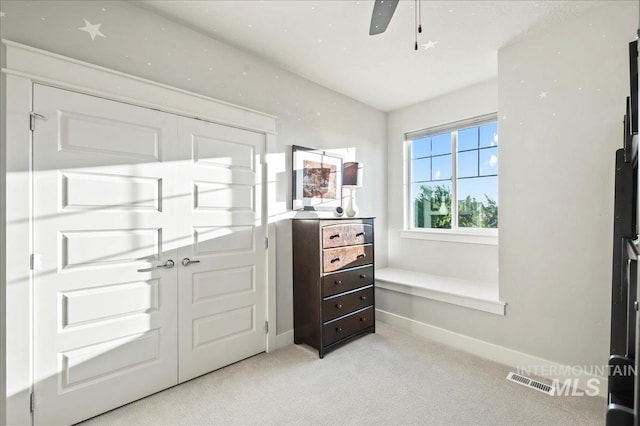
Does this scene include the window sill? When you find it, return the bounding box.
[375,268,505,315]
[400,229,498,245]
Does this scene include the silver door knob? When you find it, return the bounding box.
[156,259,175,269]
[182,258,201,267]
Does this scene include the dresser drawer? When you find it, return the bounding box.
[322,223,373,248]
[322,286,373,322]
[322,265,373,297]
[323,306,374,346]
[323,244,373,273]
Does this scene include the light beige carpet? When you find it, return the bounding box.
[79,322,603,425]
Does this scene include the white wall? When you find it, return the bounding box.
[378,1,637,368]
[0,0,388,337]
[386,79,499,283]
[498,0,636,365]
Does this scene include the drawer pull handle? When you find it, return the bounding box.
[360,274,367,279]
[335,280,342,285]
[336,327,343,333]
[357,254,365,259]
[360,296,367,301]
[360,317,367,322]
[355,232,365,237]
[331,257,341,263]
[329,234,340,239]
[336,303,343,309]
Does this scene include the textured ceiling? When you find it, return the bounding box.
[138,0,610,112]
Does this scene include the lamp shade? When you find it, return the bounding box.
[342,162,362,187]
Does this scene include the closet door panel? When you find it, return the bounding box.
[176,117,267,383]
[32,84,179,426]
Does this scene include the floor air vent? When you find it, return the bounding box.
[506,372,555,396]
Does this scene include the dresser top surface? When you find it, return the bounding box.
[291,217,375,220]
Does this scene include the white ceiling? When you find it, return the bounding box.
[138,0,607,112]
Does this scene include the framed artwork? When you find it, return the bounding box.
[292,145,343,210]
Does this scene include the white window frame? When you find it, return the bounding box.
[403,113,499,245]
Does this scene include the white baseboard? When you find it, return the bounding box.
[275,330,294,350]
[376,309,608,397]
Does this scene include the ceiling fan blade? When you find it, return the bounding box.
[369,0,399,36]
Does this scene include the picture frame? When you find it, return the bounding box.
[292,145,343,210]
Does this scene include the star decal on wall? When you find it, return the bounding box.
[422,40,438,50]
[78,18,106,41]
[539,91,548,99]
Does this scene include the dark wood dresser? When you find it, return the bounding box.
[292,217,375,358]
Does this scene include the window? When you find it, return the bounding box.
[407,114,498,232]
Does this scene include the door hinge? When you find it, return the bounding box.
[29,112,45,131]
[264,321,269,334]
[30,392,35,413]
[30,253,42,270]
[265,237,269,249]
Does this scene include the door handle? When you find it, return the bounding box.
[157,259,175,269]
[138,259,175,272]
[182,258,201,267]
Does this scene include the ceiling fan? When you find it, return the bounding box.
[369,0,399,35]
[369,0,423,50]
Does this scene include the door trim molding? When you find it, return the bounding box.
[1,39,277,134]
[1,39,277,425]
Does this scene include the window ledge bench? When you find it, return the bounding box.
[375,268,506,315]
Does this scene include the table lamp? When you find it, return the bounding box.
[342,162,362,217]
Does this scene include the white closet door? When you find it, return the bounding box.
[32,84,180,425]
[176,116,267,383]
